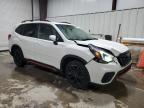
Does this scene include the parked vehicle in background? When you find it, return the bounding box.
[9,20,132,89]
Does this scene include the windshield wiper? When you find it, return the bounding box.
[69,38,98,41]
[81,38,98,41]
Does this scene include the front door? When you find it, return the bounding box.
[33,23,65,69]
[18,23,39,60]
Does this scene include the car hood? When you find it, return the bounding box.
[76,39,129,56]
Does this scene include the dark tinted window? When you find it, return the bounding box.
[22,24,38,38]
[15,24,38,38]
[15,25,25,35]
[38,24,63,42]
[56,24,94,41]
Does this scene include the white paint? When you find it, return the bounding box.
[9,21,131,84]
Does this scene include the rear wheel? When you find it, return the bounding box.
[12,48,25,67]
[65,60,90,89]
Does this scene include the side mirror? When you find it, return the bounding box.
[49,35,58,45]
[49,35,56,41]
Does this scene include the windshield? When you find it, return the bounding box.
[56,24,95,41]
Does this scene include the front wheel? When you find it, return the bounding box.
[65,60,90,89]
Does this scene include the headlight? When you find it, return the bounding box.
[88,44,114,63]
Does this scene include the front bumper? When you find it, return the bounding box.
[86,60,132,85]
[117,63,131,76]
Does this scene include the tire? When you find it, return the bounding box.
[65,60,90,89]
[12,48,25,67]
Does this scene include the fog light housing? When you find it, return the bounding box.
[102,72,115,83]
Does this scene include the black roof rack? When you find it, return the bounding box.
[21,19,51,23]
[60,22,71,24]
[21,20,33,23]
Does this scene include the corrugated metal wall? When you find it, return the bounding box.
[48,7,144,40]
[117,0,144,10]
[0,0,39,50]
[33,0,40,19]
[47,0,113,17]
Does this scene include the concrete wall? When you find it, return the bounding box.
[0,0,39,50]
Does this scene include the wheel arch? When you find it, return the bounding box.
[60,55,87,72]
[11,44,23,56]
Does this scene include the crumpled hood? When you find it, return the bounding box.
[76,39,129,56]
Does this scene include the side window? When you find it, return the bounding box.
[15,25,25,35]
[38,24,63,42]
[22,24,38,38]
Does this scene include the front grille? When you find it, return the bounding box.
[117,51,131,67]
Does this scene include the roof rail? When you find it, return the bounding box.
[61,22,71,24]
[21,20,33,23]
[43,20,51,22]
[21,19,51,23]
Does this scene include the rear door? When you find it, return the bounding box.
[16,23,39,59]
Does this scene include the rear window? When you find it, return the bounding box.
[15,24,38,38]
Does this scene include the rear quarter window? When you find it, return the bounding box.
[22,24,38,38]
[15,24,38,38]
[15,24,25,35]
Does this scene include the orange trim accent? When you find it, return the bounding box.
[26,59,58,71]
[137,49,144,68]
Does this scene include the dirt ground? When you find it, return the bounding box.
[0,52,144,108]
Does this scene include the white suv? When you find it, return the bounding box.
[9,20,132,89]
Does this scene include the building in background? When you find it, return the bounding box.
[0,0,144,50]
[0,0,39,50]
[47,0,144,41]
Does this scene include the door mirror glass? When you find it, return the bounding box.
[49,35,56,41]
